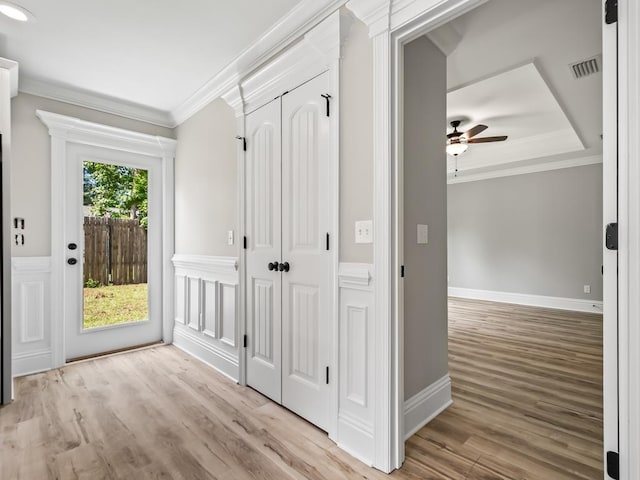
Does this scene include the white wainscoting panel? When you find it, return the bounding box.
[404,374,452,440]
[448,287,603,313]
[172,255,239,381]
[12,257,53,376]
[337,263,375,466]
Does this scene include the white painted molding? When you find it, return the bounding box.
[21,77,174,127]
[36,110,177,157]
[447,154,602,184]
[173,327,239,382]
[338,263,373,288]
[230,10,347,115]
[12,350,53,377]
[448,287,604,313]
[12,256,52,273]
[346,0,391,37]
[0,57,19,97]
[404,375,452,440]
[171,254,238,276]
[173,0,348,125]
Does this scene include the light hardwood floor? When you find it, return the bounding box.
[0,298,603,479]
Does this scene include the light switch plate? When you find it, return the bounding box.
[417,224,429,244]
[227,230,234,246]
[355,220,373,244]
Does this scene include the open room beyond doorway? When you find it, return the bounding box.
[401,0,606,477]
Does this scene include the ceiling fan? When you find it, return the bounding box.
[446,120,508,157]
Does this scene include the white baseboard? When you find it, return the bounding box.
[12,350,53,377]
[404,375,453,440]
[448,287,603,314]
[337,412,375,467]
[173,326,239,382]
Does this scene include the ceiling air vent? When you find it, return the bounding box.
[569,55,601,79]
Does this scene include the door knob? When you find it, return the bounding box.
[279,262,290,272]
[67,258,78,265]
[268,261,279,271]
[68,243,78,250]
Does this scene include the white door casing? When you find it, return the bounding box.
[246,97,283,403]
[64,143,163,360]
[36,110,176,367]
[281,73,332,432]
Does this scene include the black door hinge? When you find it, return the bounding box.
[607,451,619,479]
[401,265,405,278]
[326,233,330,251]
[325,366,330,384]
[605,0,618,24]
[243,236,247,250]
[606,223,618,250]
[321,94,332,117]
[243,334,248,348]
[235,136,247,151]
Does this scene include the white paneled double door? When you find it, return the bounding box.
[245,72,333,432]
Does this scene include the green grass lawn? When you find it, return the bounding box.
[83,283,148,329]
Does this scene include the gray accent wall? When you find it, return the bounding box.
[403,36,449,399]
[10,93,175,257]
[448,164,603,300]
[340,16,374,263]
[174,98,237,257]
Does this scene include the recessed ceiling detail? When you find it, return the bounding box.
[447,62,585,176]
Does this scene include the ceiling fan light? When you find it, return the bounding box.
[446,142,468,156]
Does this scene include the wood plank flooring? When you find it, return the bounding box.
[0,298,603,479]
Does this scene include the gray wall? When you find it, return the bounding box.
[10,93,175,257]
[448,164,603,300]
[174,98,237,257]
[403,36,449,399]
[340,16,374,263]
[174,14,375,262]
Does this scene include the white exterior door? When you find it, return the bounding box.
[281,73,332,431]
[246,98,283,403]
[64,143,163,360]
[245,72,332,431]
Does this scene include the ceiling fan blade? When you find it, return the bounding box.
[467,135,508,143]
[463,124,488,139]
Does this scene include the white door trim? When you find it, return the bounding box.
[616,1,640,478]
[36,110,176,367]
[221,10,346,443]
[347,0,633,475]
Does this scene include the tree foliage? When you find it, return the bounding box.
[83,162,149,227]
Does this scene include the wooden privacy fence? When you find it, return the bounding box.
[83,217,148,285]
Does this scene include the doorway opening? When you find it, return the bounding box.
[399,0,607,477]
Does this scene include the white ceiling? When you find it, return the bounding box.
[0,0,303,114]
[432,0,603,179]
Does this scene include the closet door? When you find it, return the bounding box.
[281,72,332,431]
[245,98,282,403]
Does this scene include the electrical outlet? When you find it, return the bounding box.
[584,285,591,294]
[355,220,373,244]
[227,230,234,246]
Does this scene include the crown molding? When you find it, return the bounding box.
[346,0,391,36]
[172,0,348,125]
[0,57,19,97]
[447,153,602,184]
[20,76,175,128]
[36,110,177,158]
